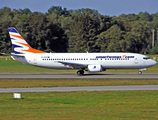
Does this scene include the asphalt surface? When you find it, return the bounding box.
[0,73,158,92]
[0,85,158,93]
[0,73,158,79]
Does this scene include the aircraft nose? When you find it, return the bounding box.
[153,60,157,66]
[145,59,157,67]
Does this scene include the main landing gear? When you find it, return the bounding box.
[138,71,142,75]
[77,70,84,75]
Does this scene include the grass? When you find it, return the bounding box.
[0,91,158,120]
[0,55,158,73]
[0,79,158,88]
[0,57,66,73]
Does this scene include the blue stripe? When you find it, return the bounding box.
[14,51,23,54]
[12,44,23,54]
[8,28,18,33]
[12,44,22,49]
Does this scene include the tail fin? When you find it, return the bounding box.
[8,28,46,54]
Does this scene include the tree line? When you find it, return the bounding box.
[0,6,158,54]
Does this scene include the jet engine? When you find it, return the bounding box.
[87,65,103,72]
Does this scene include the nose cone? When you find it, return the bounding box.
[150,60,157,67]
[145,60,157,68]
[153,60,157,66]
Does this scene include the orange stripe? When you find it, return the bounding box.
[18,42,46,53]
[10,34,24,40]
[122,55,126,58]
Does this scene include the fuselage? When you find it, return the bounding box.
[12,53,157,70]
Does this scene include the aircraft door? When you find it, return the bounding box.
[135,56,138,64]
[34,56,37,64]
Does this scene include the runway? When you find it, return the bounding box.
[0,85,158,93]
[0,73,158,79]
[1,73,158,92]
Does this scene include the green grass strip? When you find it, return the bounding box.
[0,91,158,119]
[0,79,158,88]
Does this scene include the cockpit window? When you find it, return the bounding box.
[143,56,150,60]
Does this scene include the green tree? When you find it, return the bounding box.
[47,6,70,17]
[0,7,13,53]
[26,13,68,52]
[78,8,99,15]
[98,15,116,32]
[149,42,158,54]
[96,24,123,52]
[0,7,157,54]
[68,12,99,52]
[138,12,152,21]
[124,21,150,53]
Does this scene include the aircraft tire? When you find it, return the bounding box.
[77,71,81,75]
[77,70,84,75]
[81,70,84,75]
[138,71,142,75]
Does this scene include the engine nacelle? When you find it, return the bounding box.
[88,65,103,72]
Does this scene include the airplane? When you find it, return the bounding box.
[6,27,157,75]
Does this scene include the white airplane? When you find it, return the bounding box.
[7,28,157,75]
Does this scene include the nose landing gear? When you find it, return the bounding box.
[138,68,146,75]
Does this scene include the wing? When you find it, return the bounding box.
[58,61,87,69]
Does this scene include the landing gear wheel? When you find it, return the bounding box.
[138,71,142,75]
[80,70,84,75]
[77,70,84,75]
[77,71,81,75]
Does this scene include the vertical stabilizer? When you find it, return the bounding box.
[8,28,46,54]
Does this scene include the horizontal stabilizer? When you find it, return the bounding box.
[1,53,25,57]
